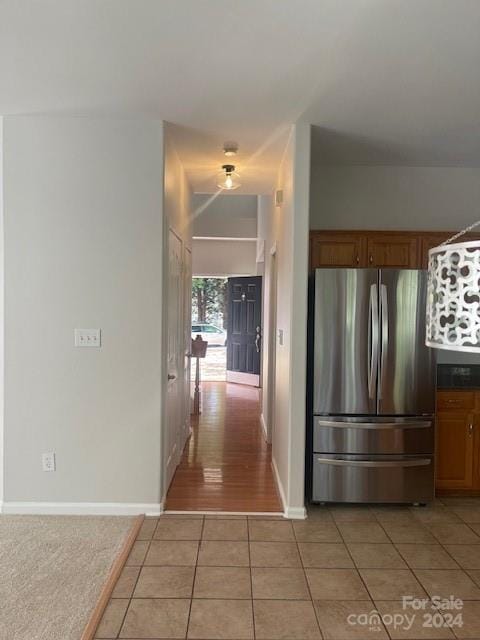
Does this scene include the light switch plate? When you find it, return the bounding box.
[42,452,56,472]
[75,328,101,347]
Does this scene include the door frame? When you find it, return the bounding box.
[265,245,278,443]
[164,228,183,491]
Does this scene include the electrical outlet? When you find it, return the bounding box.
[42,452,56,472]
[75,328,101,347]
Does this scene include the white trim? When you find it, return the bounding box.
[226,371,260,387]
[271,457,306,520]
[193,236,257,242]
[271,456,286,514]
[164,510,284,517]
[260,412,268,442]
[1,502,164,516]
[284,505,307,520]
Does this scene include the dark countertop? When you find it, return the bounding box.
[437,364,480,390]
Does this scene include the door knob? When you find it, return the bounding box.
[168,374,176,381]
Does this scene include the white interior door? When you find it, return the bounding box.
[166,229,183,488]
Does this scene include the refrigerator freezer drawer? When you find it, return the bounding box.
[313,416,434,455]
[312,454,434,504]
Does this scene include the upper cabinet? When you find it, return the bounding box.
[367,234,418,268]
[420,233,451,269]
[310,232,367,269]
[310,230,480,271]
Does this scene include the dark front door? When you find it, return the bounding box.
[226,276,262,385]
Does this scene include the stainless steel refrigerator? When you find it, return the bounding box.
[311,268,436,504]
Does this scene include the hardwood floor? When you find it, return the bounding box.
[165,381,282,512]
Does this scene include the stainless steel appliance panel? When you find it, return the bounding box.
[312,454,434,503]
[313,416,434,455]
[313,269,378,415]
[378,270,436,416]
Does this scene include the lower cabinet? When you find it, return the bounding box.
[435,391,480,494]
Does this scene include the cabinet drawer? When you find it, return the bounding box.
[313,417,434,455]
[312,454,434,503]
[437,391,475,411]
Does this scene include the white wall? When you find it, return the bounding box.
[165,132,193,250]
[263,124,311,518]
[0,117,4,507]
[2,116,165,513]
[310,165,480,231]
[192,239,257,277]
[310,164,480,365]
[193,194,257,238]
[162,128,193,499]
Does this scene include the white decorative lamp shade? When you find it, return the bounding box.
[426,239,480,353]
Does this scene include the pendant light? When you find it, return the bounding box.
[217,164,241,191]
[426,220,480,353]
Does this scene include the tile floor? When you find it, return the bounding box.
[95,498,480,639]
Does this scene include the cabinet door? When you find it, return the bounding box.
[367,234,419,268]
[310,232,366,269]
[420,234,450,269]
[435,410,475,491]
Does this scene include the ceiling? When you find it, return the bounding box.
[2,1,480,193]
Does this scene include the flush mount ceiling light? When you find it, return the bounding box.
[223,141,238,157]
[217,164,241,190]
[426,221,480,353]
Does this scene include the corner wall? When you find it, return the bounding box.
[0,117,4,509]
[263,124,311,518]
[2,116,165,514]
[162,128,193,500]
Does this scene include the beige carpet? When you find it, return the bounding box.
[0,515,135,640]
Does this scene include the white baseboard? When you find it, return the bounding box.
[1,502,164,516]
[271,457,286,514]
[271,457,306,520]
[165,510,284,517]
[260,412,268,442]
[284,505,307,520]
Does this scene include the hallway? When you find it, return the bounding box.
[165,382,282,512]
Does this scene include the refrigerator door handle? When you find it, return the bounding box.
[315,419,432,430]
[316,457,431,468]
[379,283,389,400]
[368,284,379,399]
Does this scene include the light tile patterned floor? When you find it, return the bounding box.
[96,499,480,639]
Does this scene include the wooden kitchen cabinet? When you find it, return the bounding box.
[435,390,480,494]
[310,230,420,270]
[310,230,480,271]
[309,232,366,269]
[366,234,418,268]
[420,233,450,269]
